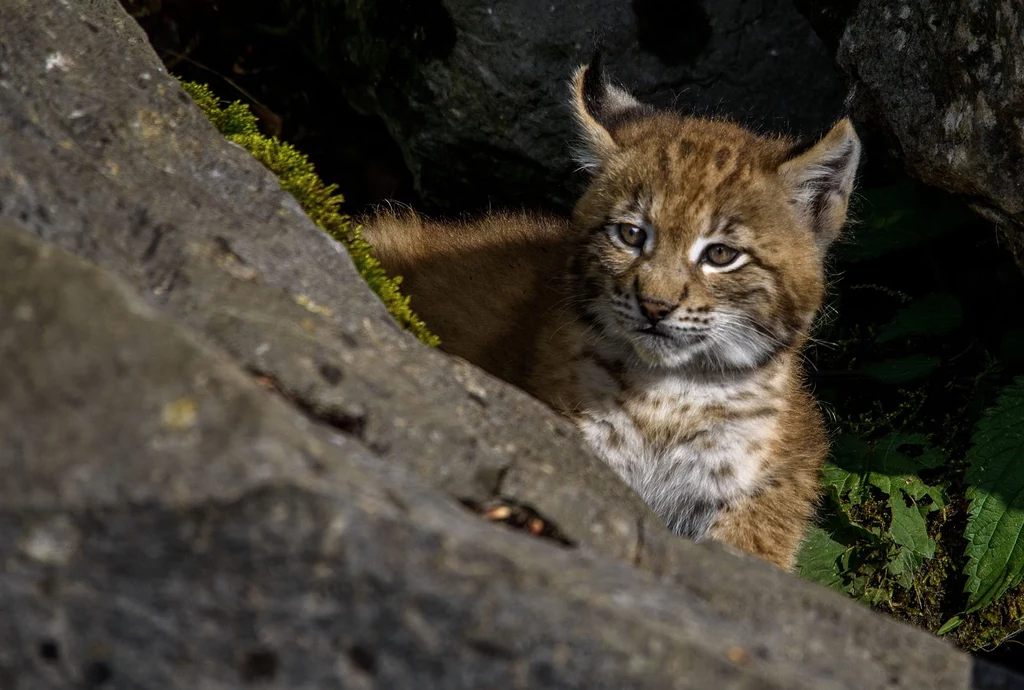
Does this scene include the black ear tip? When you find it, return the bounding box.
[586,28,607,68]
[581,51,607,116]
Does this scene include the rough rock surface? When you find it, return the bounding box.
[798,0,1024,269]
[0,0,1021,687]
[0,0,655,567]
[313,0,845,212]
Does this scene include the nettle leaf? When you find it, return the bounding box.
[906,478,948,511]
[866,442,919,491]
[963,378,1024,614]
[888,491,935,559]
[860,586,892,607]
[797,500,881,592]
[864,434,948,504]
[823,463,862,500]
[796,526,848,591]
[910,446,947,471]
[810,433,946,593]
[887,547,926,589]
[861,355,940,384]
[826,434,870,500]
[823,501,881,546]
[875,433,946,469]
[876,294,963,343]
[870,471,947,511]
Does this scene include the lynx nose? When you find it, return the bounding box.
[639,298,675,324]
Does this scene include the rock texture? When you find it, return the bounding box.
[798,0,1024,269]
[308,0,845,212]
[0,0,1021,687]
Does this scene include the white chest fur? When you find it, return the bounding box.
[572,359,780,539]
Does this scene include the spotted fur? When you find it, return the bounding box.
[363,60,861,569]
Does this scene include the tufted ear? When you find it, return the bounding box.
[569,54,652,172]
[778,118,862,252]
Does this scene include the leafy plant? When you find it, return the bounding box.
[798,181,1024,651]
[178,80,439,347]
[963,379,1024,614]
[798,433,948,600]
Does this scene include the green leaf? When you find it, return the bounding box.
[823,463,862,500]
[869,470,946,512]
[887,546,925,589]
[937,616,963,635]
[884,489,935,590]
[905,480,948,512]
[859,586,892,607]
[888,491,935,559]
[795,526,848,591]
[869,471,915,498]
[910,446,948,471]
[963,378,1024,614]
[820,432,945,594]
[867,472,899,496]
[876,294,963,343]
[827,432,948,510]
[863,435,946,501]
[826,434,871,499]
[821,500,881,546]
[861,355,940,384]
[872,433,946,470]
[868,440,920,481]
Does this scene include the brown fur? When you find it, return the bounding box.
[361,62,860,569]
[364,211,573,386]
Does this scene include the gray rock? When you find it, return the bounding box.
[315,0,844,212]
[0,216,1015,690]
[798,0,1024,269]
[0,0,1019,687]
[0,220,792,689]
[0,0,656,567]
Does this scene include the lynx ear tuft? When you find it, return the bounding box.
[569,55,651,172]
[778,118,862,251]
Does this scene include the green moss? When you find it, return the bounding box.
[178,80,439,347]
[955,583,1024,649]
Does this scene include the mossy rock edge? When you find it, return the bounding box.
[179,80,439,347]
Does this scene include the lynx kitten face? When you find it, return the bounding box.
[362,58,861,569]
[569,59,859,372]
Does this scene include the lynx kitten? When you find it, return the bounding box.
[364,59,861,569]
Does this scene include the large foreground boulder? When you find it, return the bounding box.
[0,0,1020,687]
[798,0,1024,270]
[308,0,845,212]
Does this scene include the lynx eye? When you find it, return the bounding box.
[614,223,647,249]
[703,244,740,267]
